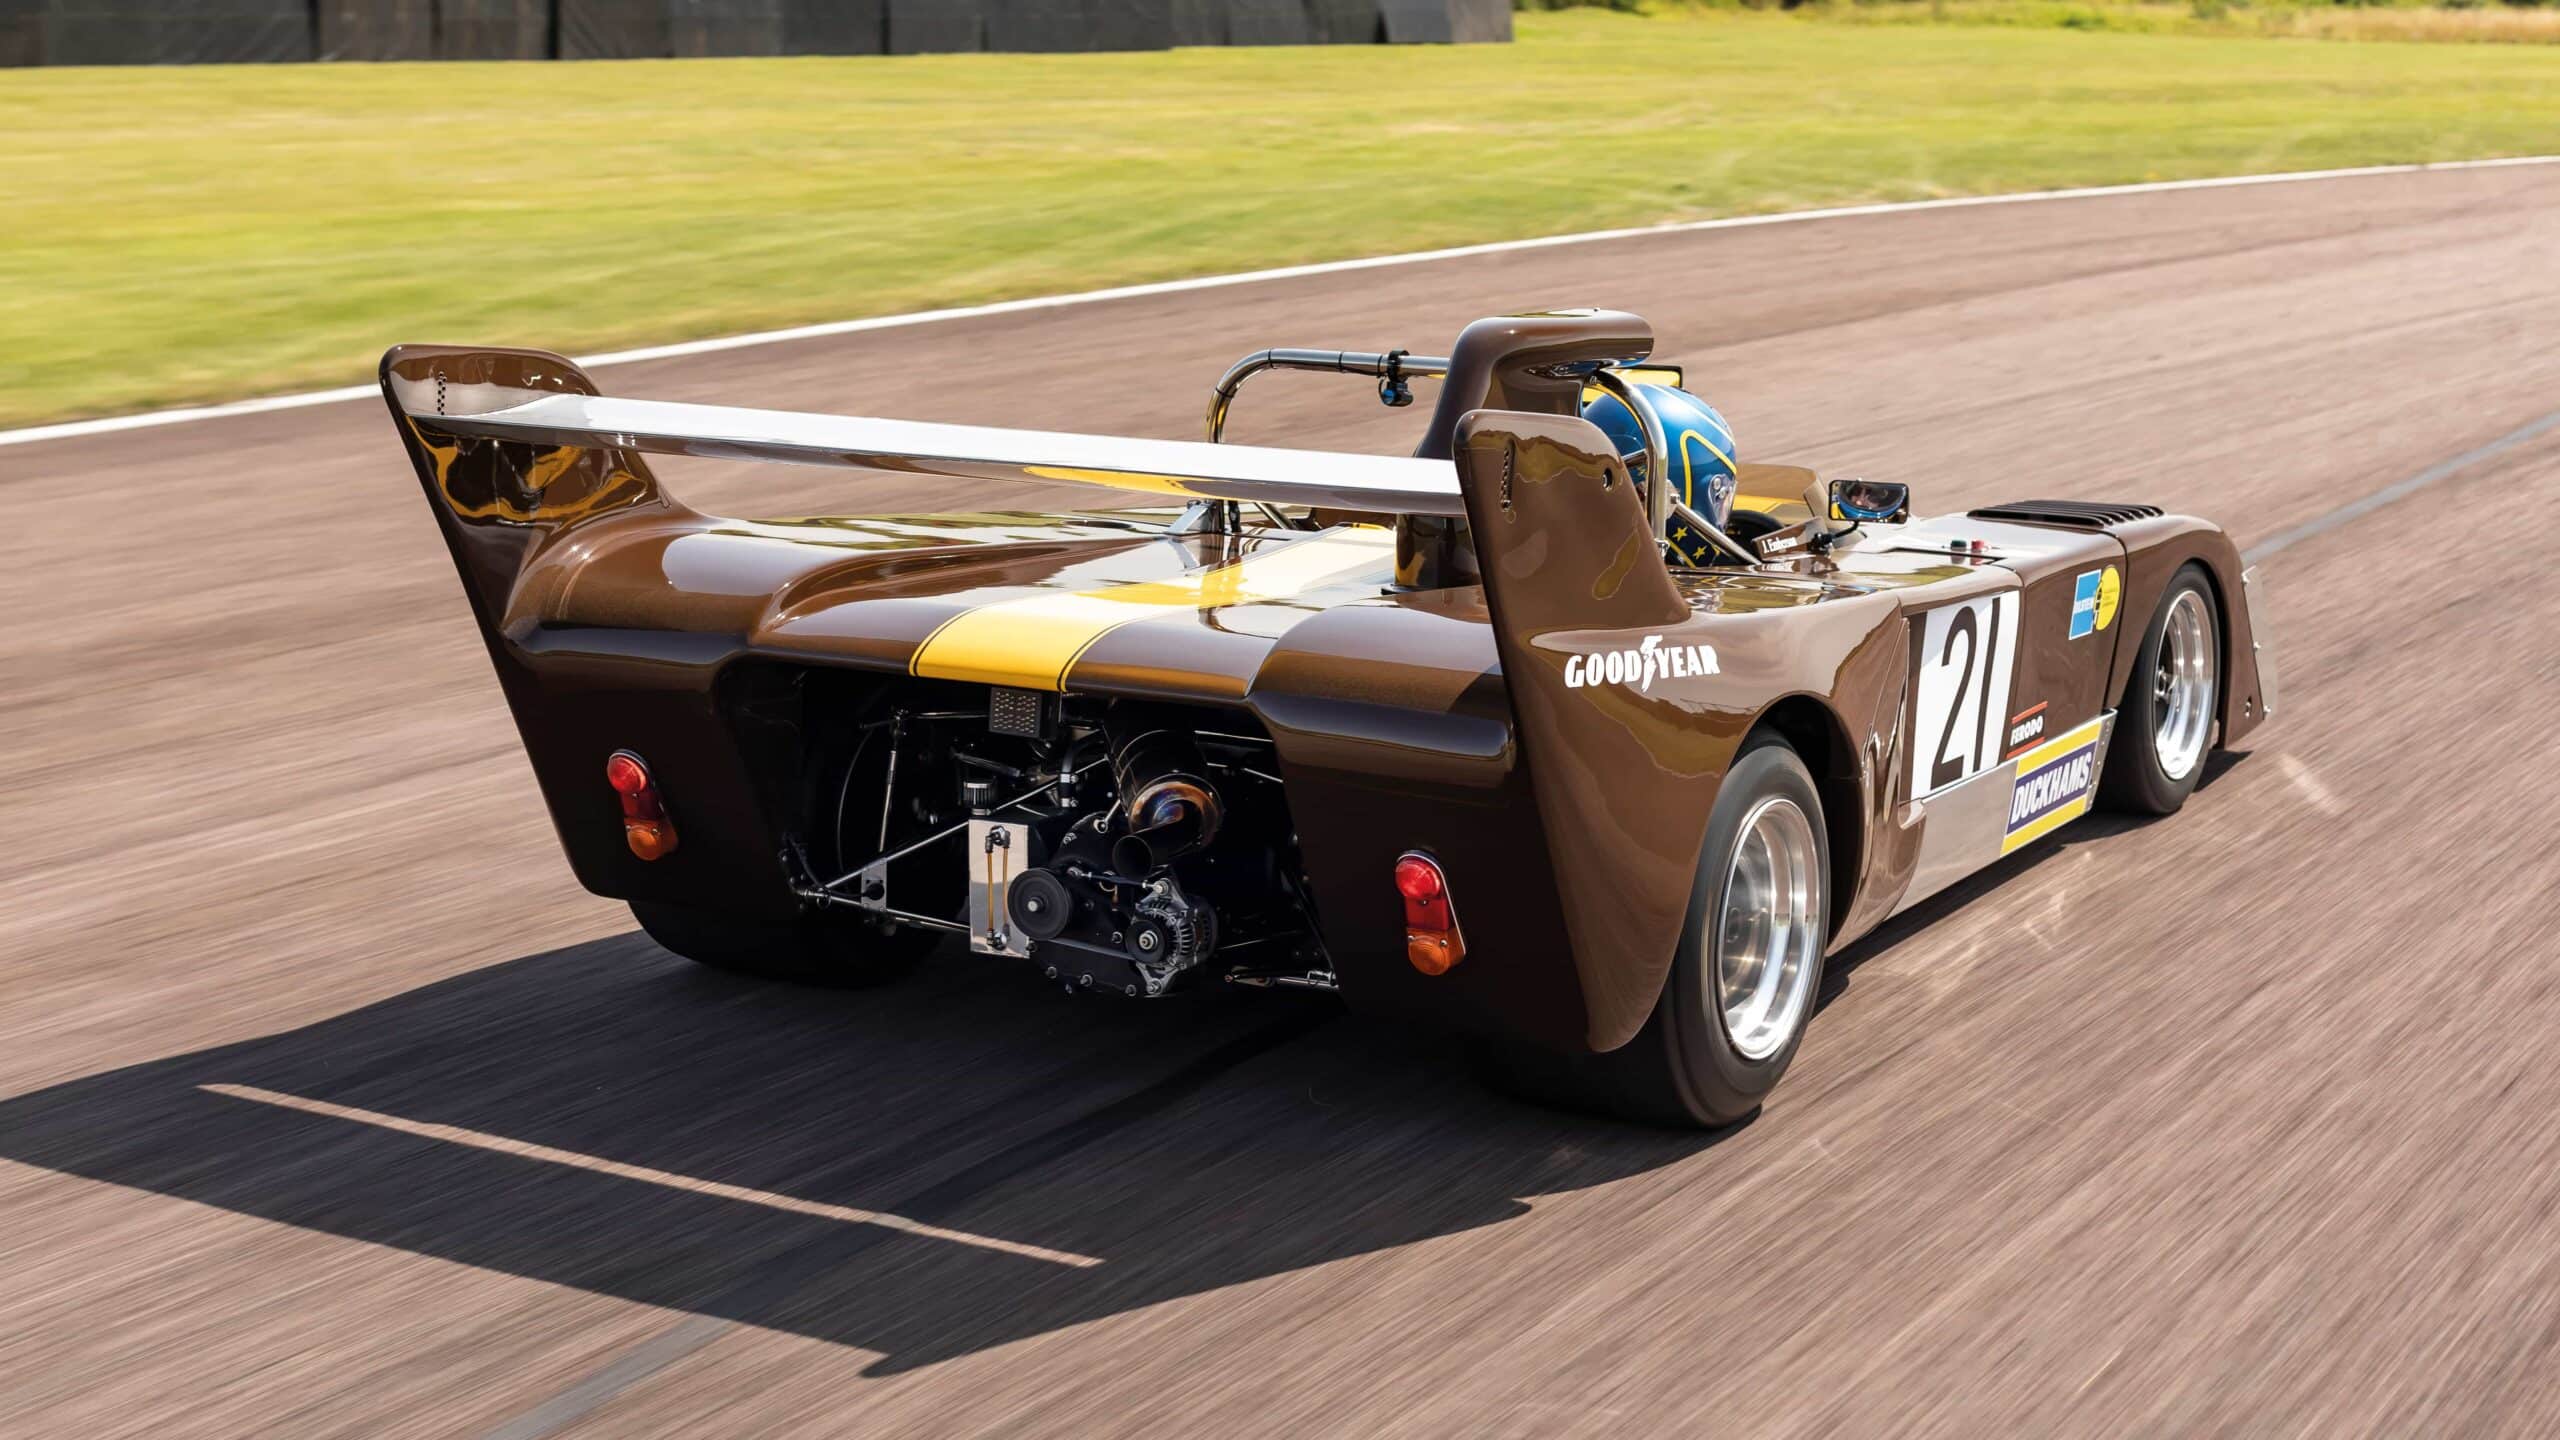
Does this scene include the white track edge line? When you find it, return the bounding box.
[9,152,2556,450]
[201,1083,1105,1268]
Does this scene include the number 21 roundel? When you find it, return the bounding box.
[1909,590,2020,797]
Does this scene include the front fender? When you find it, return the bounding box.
[2108,516,2273,748]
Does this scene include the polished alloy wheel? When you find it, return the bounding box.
[1713,796,1823,1062]
[2152,589,2218,781]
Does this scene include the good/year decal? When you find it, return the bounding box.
[1909,590,2020,797]
[1564,635,1720,693]
[2002,717,2106,853]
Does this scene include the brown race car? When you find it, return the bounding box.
[383,309,2273,1127]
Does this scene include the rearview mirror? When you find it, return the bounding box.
[1828,479,1910,524]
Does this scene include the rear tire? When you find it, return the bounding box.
[633,900,936,988]
[1473,734,1829,1128]
[2099,564,2221,817]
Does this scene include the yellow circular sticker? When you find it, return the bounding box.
[2096,565,2123,632]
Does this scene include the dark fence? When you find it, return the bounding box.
[785,0,879,54]
[436,0,543,56]
[13,0,313,63]
[1,0,1504,62]
[316,0,429,59]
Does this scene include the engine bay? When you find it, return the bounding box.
[794,684,1331,997]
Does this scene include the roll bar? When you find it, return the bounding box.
[1204,344,1756,567]
[1206,349,1453,443]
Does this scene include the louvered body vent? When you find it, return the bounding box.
[1968,499,2166,530]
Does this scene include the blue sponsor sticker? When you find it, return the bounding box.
[2069,570,2102,640]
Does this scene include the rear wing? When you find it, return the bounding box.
[384,312,1699,610]
[388,352,1467,518]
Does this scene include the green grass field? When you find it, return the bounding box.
[5,8,2558,428]
[1594,0,2560,46]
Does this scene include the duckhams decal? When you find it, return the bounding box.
[1564,635,1720,693]
[2001,716,2107,854]
[2070,565,2123,640]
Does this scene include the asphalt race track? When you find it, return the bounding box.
[5,164,2559,1438]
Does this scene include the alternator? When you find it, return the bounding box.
[1125,876,1218,996]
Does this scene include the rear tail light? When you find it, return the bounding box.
[606,750,678,860]
[1395,851,1463,975]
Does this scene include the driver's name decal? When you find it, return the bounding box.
[1565,635,1720,693]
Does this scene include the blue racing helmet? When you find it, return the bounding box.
[1582,382,1740,548]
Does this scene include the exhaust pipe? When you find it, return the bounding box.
[1108,722,1223,875]
[1115,799,1214,876]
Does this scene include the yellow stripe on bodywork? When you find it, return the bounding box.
[909,528,1392,691]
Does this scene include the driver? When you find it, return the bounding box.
[1582,381,1741,567]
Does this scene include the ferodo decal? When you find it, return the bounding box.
[1565,635,1719,692]
[1909,589,2020,796]
[2002,717,2106,853]
[2070,565,2123,640]
[2004,702,2047,756]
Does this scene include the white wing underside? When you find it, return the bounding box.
[403,391,1467,517]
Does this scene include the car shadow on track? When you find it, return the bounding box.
[0,752,2255,1375]
[0,934,1714,1375]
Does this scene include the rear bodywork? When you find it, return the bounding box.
[385,312,2270,1055]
